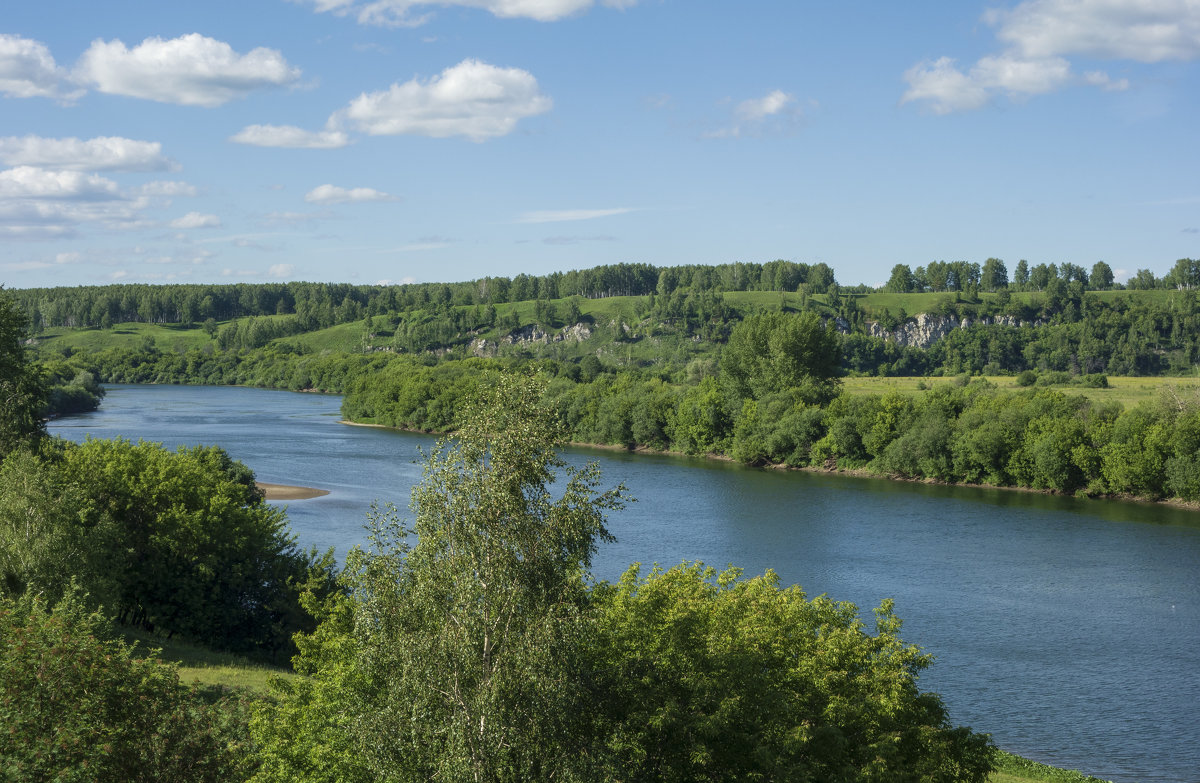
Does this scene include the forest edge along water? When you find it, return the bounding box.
[48,385,1200,783]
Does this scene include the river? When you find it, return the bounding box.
[49,384,1200,783]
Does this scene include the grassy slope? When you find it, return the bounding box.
[33,321,217,354]
[842,374,1200,407]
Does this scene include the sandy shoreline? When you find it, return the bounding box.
[257,482,330,500]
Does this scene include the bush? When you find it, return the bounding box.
[0,590,256,782]
[591,563,996,783]
[1016,369,1037,387]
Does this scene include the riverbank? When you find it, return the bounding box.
[257,482,329,500]
[346,418,1200,516]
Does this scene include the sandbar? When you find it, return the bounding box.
[257,482,330,500]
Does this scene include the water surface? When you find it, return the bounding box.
[50,385,1200,783]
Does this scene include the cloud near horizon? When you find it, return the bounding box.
[0,165,154,239]
[516,207,632,223]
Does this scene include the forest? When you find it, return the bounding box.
[3,256,1195,781]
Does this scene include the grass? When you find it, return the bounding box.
[842,374,1200,408]
[118,625,292,692]
[990,750,1113,782]
[32,321,216,355]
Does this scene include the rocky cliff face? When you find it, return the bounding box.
[470,322,594,357]
[866,313,1037,349]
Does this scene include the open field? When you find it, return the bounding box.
[843,374,1200,408]
[32,321,216,354]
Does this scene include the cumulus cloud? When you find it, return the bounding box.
[331,59,551,141]
[901,0,1190,113]
[0,165,151,238]
[230,124,351,148]
[902,55,1074,114]
[990,0,1200,62]
[268,263,295,277]
[0,34,81,100]
[0,166,121,200]
[0,135,174,172]
[516,207,631,223]
[293,0,635,27]
[305,184,398,203]
[169,211,221,229]
[74,33,301,107]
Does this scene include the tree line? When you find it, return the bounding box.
[884,257,1199,294]
[7,259,837,332]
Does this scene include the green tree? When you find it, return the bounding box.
[0,288,47,458]
[56,438,335,662]
[0,589,256,783]
[590,563,995,783]
[1013,259,1030,289]
[980,258,1009,291]
[1090,261,1115,290]
[885,264,915,293]
[260,374,628,782]
[723,310,841,404]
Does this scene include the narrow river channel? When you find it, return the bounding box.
[49,384,1200,783]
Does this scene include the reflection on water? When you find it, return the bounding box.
[50,385,1200,783]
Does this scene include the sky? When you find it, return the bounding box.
[1,0,1198,289]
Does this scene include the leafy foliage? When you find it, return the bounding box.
[0,439,338,664]
[591,563,994,783]
[0,589,256,783]
[0,288,47,458]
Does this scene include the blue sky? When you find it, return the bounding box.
[2,0,1197,289]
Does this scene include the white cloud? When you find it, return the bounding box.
[230,124,351,148]
[902,55,1074,114]
[169,212,221,229]
[0,34,81,100]
[517,207,631,223]
[0,166,152,239]
[268,263,295,277]
[903,0,1200,113]
[707,89,801,138]
[305,184,397,203]
[990,0,1200,63]
[901,58,991,114]
[293,0,635,26]
[735,89,794,122]
[0,135,174,172]
[0,166,122,200]
[74,33,301,107]
[331,59,551,141]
